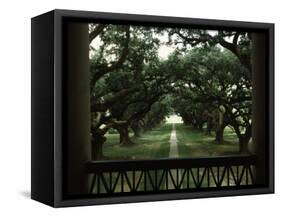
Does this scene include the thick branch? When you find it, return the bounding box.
[173,30,251,71]
[91,26,130,85]
[128,93,163,123]
[174,30,211,46]
[91,86,139,112]
[89,24,106,44]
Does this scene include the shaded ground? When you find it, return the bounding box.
[103,124,172,160]
[176,124,239,157]
[93,123,247,194]
[102,123,239,160]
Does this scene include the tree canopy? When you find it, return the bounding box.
[88,23,253,160]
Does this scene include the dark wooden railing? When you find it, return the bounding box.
[85,155,257,195]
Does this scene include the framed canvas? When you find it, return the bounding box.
[31,9,274,207]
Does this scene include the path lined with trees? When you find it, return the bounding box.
[64,22,269,196]
[88,24,253,161]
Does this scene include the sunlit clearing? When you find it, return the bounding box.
[165,114,183,124]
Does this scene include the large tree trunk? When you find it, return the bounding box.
[198,122,204,132]
[238,125,251,153]
[238,135,251,153]
[116,123,135,146]
[91,131,106,160]
[215,125,225,144]
[131,122,141,137]
[232,122,251,153]
[206,117,213,135]
[215,105,226,144]
[192,119,198,129]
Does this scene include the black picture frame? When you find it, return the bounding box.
[31,9,274,207]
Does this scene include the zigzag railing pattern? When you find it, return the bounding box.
[85,155,257,195]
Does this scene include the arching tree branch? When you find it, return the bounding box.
[89,24,106,43]
[91,26,131,85]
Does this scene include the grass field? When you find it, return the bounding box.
[93,123,247,194]
[176,124,240,157]
[103,124,172,160]
[102,123,240,160]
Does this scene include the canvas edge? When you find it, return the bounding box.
[48,9,275,208]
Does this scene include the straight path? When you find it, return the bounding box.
[169,123,179,157]
[168,123,182,189]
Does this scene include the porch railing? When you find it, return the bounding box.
[85,155,257,195]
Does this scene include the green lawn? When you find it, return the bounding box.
[103,124,172,160]
[176,124,240,157]
[93,123,248,194]
[103,123,240,160]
